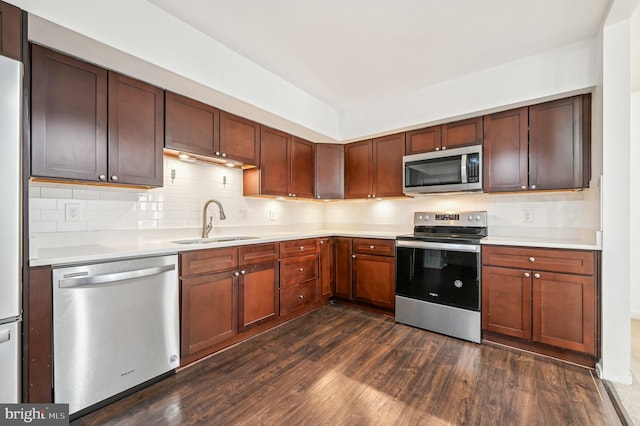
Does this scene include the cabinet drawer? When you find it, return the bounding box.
[180,247,238,277]
[280,255,318,288]
[280,279,318,316]
[352,238,395,257]
[239,243,279,266]
[482,245,594,275]
[279,238,319,258]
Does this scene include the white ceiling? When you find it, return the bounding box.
[147,0,613,110]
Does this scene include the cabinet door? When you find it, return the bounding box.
[290,137,315,198]
[259,126,290,196]
[319,238,333,297]
[529,96,588,190]
[108,72,164,186]
[442,116,483,149]
[405,126,441,154]
[532,271,595,355]
[353,253,395,309]
[483,107,529,192]
[31,45,108,182]
[481,266,532,339]
[165,91,219,157]
[238,262,279,331]
[344,140,373,199]
[219,111,260,165]
[315,144,344,199]
[333,237,353,300]
[181,271,238,357]
[372,133,405,198]
[0,1,21,61]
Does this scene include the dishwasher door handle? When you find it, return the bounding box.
[59,264,176,288]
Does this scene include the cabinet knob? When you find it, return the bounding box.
[292,194,296,197]
[352,254,356,258]
[369,245,375,249]
[435,147,440,151]
[215,151,221,156]
[441,146,447,150]
[524,272,530,278]
[221,153,227,158]
[299,295,304,300]
[240,270,246,275]
[520,185,527,190]
[98,175,107,181]
[320,240,324,245]
[299,246,304,250]
[233,271,240,277]
[367,194,371,198]
[298,268,304,272]
[529,257,535,263]
[530,184,537,190]
[534,273,541,279]
[372,194,375,198]
[111,175,118,182]
[317,195,321,199]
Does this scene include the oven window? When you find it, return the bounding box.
[405,157,462,187]
[396,246,480,310]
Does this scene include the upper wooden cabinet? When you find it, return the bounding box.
[165,91,219,157]
[219,111,260,166]
[165,94,259,166]
[345,133,405,199]
[405,117,482,155]
[484,95,591,193]
[0,1,21,61]
[315,143,344,199]
[31,45,164,186]
[108,72,164,186]
[243,127,315,198]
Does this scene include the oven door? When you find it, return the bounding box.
[395,240,480,311]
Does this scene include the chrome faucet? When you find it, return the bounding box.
[202,199,227,238]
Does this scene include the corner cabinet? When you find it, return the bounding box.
[0,1,21,61]
[482,245,598,363]
[31,45,164,186]
[345,132,405,199]
[483,95,591,192]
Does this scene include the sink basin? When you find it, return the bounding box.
[171,236,260,245]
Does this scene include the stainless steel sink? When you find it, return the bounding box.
[171,236,260,245]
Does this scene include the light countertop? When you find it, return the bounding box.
[29,228,601,267]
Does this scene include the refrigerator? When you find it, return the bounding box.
[0,54,22,403]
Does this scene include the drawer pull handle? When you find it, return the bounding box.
[529,257,535,263]
[369,245,375,249]
[298,268,304,272]
[534,273,541,279]
[299,295,304,300]
[299,246,304,250]
[524,272,530,278]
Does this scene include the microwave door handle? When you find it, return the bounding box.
[461,154,468,183]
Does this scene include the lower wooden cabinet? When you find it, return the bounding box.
[333,237,353,300]
[181,271,238,357]
[239,262,279,331]
[352,238,396,310]
[280,279,318,316]
[319,238,333,298]
[482,245,598,360]
[278,239,320,316]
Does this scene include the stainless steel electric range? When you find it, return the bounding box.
[395,211,487,343]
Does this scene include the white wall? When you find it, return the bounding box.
[599,16,632,383]
[340,39,599,142]
[631,92,640,319]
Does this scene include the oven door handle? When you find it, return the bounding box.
[396,240,480,253]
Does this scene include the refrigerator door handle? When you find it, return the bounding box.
[0,328,10,344]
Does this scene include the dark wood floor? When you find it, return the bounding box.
[72,304,621,425]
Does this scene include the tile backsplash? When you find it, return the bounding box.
[29,155,601,242]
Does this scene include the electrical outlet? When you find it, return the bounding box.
[65,203,81,222]
[269,210,276,221]
[522,209,533,223]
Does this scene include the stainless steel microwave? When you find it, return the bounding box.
[403,145,483,194]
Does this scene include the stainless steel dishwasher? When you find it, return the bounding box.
[52,255,180,416]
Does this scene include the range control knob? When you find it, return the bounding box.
[468,216,473,221]
[475,215,481,221]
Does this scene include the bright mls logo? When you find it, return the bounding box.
[1,404,68,425]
